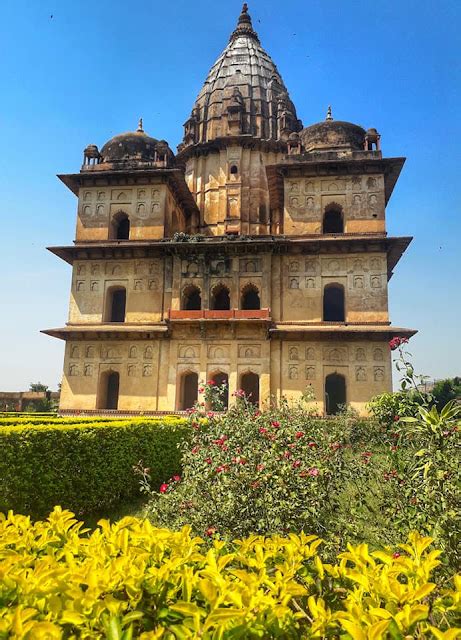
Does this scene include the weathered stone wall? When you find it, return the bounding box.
[283,174,385,235]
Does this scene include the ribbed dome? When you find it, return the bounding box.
[100,121,174,165]
[301,115,366,153]
[180,4,301,148]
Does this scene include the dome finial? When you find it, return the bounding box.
[137,117,144,132]
[326,105,333,121]
[230,2,259,42]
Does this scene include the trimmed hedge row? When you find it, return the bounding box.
[0,418,189,517]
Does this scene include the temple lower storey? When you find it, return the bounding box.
[43,5,416,416]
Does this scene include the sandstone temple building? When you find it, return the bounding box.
[44,4,416,415]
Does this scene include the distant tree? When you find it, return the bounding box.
[29,382,49,392]
[432,377,461,410]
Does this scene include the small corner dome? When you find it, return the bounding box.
[100,122,174,164]
[300,118,366,153]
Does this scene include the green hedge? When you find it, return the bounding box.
[0,418,189,517]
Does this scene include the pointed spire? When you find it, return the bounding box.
[326,105,333,121]
[137,117,144,132]
[230,3,259,42]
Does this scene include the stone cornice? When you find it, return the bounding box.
[47,234,411,279]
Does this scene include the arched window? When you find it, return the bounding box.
[182,285,201,311]
[325,373,346,415]
[179,371,198,410]
[240,372,259,407]
[323,205,343,234]
[97,370,120,410]
[211,372,229,409]
[323,284,345,322]
[110,212,130,240]
[211,284,231,310]
[230,164,238,175]
[241,284,261,310]
[105,286,126,322]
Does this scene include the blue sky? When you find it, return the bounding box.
[0,0,459,391]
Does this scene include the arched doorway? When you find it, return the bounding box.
[110,212,130,240]
[325,373,346,415]
[180,372,198,410]
[182,285,201,311]
[240,284,261,310]
[323,206,343,233]
[105,287,126,322]
[97,371,120,410]
[323,284,345,322]
[240,372,259,406]
[211,285,231,310]
[211,371,229,409]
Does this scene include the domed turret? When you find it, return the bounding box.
[179,3,302,149]
[98,119,174,167]
[300,107,366,153]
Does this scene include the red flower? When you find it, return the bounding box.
[198,387,205,394]
[259,427,268,434]
[271,421,280,428]
[207,379,215,386]
[254,410,261,417]
[205,457,212,464]
[292,459,301,469]
[308,442,317,448]
[207,411,215,418]
[389,336,409,351]
[205,527,217,537]
[330,442,341,451]
[392,552,401,559]
[307,467,319,477]
[250,480,260,489]
[172,475,181,482]
[191,446,200,454]
[394,415,400,422]
[256,463,265,471]
[283,450,292,459]
[159,483,168,493]
[295,431,304,439]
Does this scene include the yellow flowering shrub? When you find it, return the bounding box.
[0,508,459,639]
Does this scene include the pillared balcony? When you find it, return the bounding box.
[168,308,271,320]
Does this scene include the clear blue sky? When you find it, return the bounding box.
[0,0,459,391]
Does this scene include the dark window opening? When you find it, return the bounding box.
[325,373,346,415]
[241,285,261,310]
[323,284,345,322]
[116,216,130,240]
[106,287,126,323]
[211,285,231,310]
[212,372,229,409]
[240,372,259,407]
[180,372,198,410]
[98,371,120,410]
[182,286,201,311]
[230,165,238,175]
[323,208,344,234]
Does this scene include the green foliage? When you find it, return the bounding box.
[1,508,459,639]
[0,418,189,517]
[367,390,422,428]
[432,377,461,410]
[145,397,460,570]
[29,381,49,392]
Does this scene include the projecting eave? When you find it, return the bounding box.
[266,156,405,208]
[47,234,412,279]
[41,323,169,341]
[269,324,417,340]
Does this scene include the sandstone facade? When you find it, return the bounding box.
[44,4,416,415]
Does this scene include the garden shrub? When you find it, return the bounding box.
[0,418,189,517]
[145,388,460,569]
[0,507,459,639]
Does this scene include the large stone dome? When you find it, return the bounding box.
[100,121,173,165]
[301,111,366,153]
[179,3,302,148]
